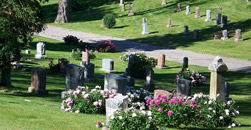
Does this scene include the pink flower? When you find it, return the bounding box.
[184,100,189,105]
[201,117,205,120]
[83,94,89,99]
[158,108,162,112]
[168,110,173,116]
[155,100,160,106]
[218,31,222,34]
[162,100,166,103]
[157,94,161,99]
[95,50,98,53]
[191,99,195,104]
[178,99,182,103]
[146,98,151,104]
[150,100,154,105]
[162,95,167,99]
[178,93,181,96]
[109,94,115,98]
[149,105,152,109]
[93,101,99,106]
[168,41,172,44]
[172,90,176,94]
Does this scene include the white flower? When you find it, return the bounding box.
[194,94,198,99]
[225,109,230,113]
[235,110,239,115]
[232,112,235,116]
[228,126,231,129]
[148,111,152,116]
[148,117,152,120]
[198,94,202,98]
[110,115,114,120]
[213,110,216,113]
[137,102,141,106]
[208,100,213,104]
[227,101,231,105]
[232,123,236,127]
[208,107,212,110]
[140,111,146,115]
[219,116,224,120]
[216,93,220,97]
[75,110,80,113]
[204,101,207,104]
[207,115,212,118]
[140,106,146,110]
[119,116,123,120]
[132,113,137,117]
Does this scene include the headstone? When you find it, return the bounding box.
[235,29,242,42]
[106,94,128,125]
[186,5,190,15]
[193,29,199,40]
[154,90,172,99]
[225,82,232,101]
[82,51,90,63]
[221,30,228,40]
[182,57,188,70]
[205,10,211,22]
[142,18,149,35]
[61,64,84,98]
[124,54,136,76]
[128,3,134,16]
[121,4,125,12]
[144,66,155,92]
[58,58,69,74]
[215,13,221,25]
[247,0,250,2]
[80,61,96,82]
[35,42,47,59]
[120,0,124,6]
[25,49,30,54]
[88,6,92,16]
[72,49,74,53]
[184,25,189,35]
[177,79,191,97]
[208,56,228,101]
[177,3,181,12]
[104,74,127,95]
[28,68,48,94]
[126,76,135,87]
[162,0,166,5]
[221,15,227,28]
[101,18,105,27]
[155,53,166,69]
[101,59,115,73]
[77,48,81,52]
[167,18,171,28]
[194,7,201,18]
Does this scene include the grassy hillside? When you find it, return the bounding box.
[42,0,251,60]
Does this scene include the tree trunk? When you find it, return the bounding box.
[54,0,70,24]
[1,67,11,87]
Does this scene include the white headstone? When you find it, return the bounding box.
[221,30,228,40]
[35,42,47,59]
[100,59,115,73]
[205,10,211,22]
[186,5,190,15]
[142,18,149,35]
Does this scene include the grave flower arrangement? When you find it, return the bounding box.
[96,40,116,52]
[213,30,232,40]
[175,68,206,86]
[127,88,153,110]
[71,49,97,60]
[61,86,117,114]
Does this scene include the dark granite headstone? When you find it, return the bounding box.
[184,25,189,35]
[215,13,221,25]
[183,57,189,70]
[177,79,191,97]
[144,66,155,92]
[81,61,96,82]
[193,29,199,40]
[221,15,227,28]
[65,64,84,91]
[58,58,69,74]
[225,82,232,101]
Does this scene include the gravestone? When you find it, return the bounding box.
[35,42,47,59]
[182,57,188,70]
[186,5,190,15]
[154,90,172,99]
[156,53,166,69]
[142,18,149,35]
[120,0,123,6]
[101,18,105,27]
[177,79,191,97]
[58,58,69,74]
[128,3,134,16]
[221,15,227,28]
[221,30,228,40]
[61,64,84,98]
[25,49,30,54]
[77,48,81,52]
[88,6,92,16]
[177,3,181,12]
[144,66,155,92]
[126,76,135,87]
[121,4,125,12]
[205,10,211,22]
[194,7,201,18]
[235,29,242,42]
[225,82,232,101]
[184,25,189,35]
[167,18,171,27]
[101,59,115,73]
[82,51,90,63]
[162,0,166,5]
[215,13,221,25]
[106,94,128,125]
[28,68,48,94]
[104,74,127,95]
[124,54,136,76]
[81,61,96,82]
[72,49,75,53]
[193,29,199,40]
[208,56,228,101]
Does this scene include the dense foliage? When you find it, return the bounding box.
[103,14,116,28]
[96,40,116,52]
[70,0,84,11]
[175,68,206,86]
[63,35,80,45]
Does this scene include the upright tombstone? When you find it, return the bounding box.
[35,42,47,59]
[81,61,96,82]
[177,79,191,97]
[104,74,127,95]
[101,18,105,27]
[101,59,115,73]
[225,82,232,101]
[88,6,92,16]
[106,94,128,125]
[72,49,75,53]
[205,10,212,22]
[186,5,190,15]
[25,49,30,54]
[119,0,123,6]
[221,30,228,40]
[221,15,227,28]
[121,4,125,12]
[215,13,221,25]
[182,57,188,70]
[61,64,84,98]
[128,3,134,16]
[144,66,155,92]
[82,51,90,63]
[235,29,242,42]
[142,18,149,35]
[193,29,199,40]
[194,7,201,18]
[208,56,228,101]
[124,54,136,76]
[28,68,48,94]
[184,25,189,35]
[156,53,166,69]
[154,90,172,99]
[162,0,166,5]
[167,18,171,28]
[58,58,69,74]
[177,3,181,12]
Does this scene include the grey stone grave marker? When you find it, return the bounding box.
[58,58,69,74]
[177,3,181,12]
[194,7,201,18]
[101,59,115,73]
[225,82,232,101]
[28,68,48,94]
[88,6,92,16]
[128,3,134,16]
[221,15,227,28]
[205,10,211,22]
[81,61,96,82]
[167,18,171,27]
[215,13,221,25]
[177,79,191,97]
[235,29,242,42]
[221,30,228,40]
[104,74,127,95]
[162,0,166,5]
[35,42,47,59]
[182,57,188,70]
[184,25,189,35]
[186,5,190,15]
[193,29,199,40]
[156,53,166,69]
[142,18,149,35]
[144,66,155,92]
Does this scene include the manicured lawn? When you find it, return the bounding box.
[0,36,251,129]
[42,0,251,60]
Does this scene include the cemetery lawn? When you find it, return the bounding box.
[43,0,251,60]
[0,36,251,129]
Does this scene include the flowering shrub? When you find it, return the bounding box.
[71,49,97,60]
[61,86,117,114]
[96,40,116,52]
[175,68,206,86]
[109,108,158,130]
[127,88,153,110]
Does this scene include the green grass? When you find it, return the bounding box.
[42,0,251,60]
[0,36,251,129]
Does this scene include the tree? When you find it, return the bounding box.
[54,0,70,23]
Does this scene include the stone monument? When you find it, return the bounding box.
[154,89,172,99]
[142,18,149,35]
[186,5,190,15]
[205,10,211,22]
[28,68,48,94]
[177,79,191,97]
[58,58,69,74]
[128,3,134,16]
[177,3,181,12]
[156,53,166,69]
[101,59,115,73]
[81,61,96,82]
[235,29,242,42]
[221,15,227,28]
[194,7,201,18]
[162,0,166,5]
[35,42,47,59]
[144,66,155,92]
[182,57,188,70]
[184,25,189,35]
[221,30,228,40]
[167,18,171,27]
[193,29,199,40]
[215,13,221,25]
[104,74,127,95]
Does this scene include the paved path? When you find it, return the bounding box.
[38,25,251,73]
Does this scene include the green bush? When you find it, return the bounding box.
[63,35,79,45]
[246,4,251,10]
[103,14,116,28]
[48,58,59,74]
